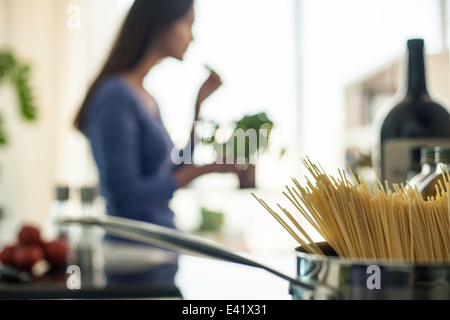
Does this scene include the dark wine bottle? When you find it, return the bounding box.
[372,39,450,186]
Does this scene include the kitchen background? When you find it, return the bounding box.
[0,0,449,254]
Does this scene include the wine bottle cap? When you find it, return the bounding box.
[407,39,424,50]
[56,186,70,201]
[80,186,97,204]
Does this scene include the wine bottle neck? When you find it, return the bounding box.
[406,41,428,96]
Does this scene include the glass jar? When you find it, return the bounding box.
[409,147,436,187]
[417,146,450,200]
[44,186,70,240]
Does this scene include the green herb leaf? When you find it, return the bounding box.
[0,49,38,148]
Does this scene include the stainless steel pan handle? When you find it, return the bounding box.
[58,215,339,299]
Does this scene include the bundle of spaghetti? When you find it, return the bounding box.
[253,157,450,264]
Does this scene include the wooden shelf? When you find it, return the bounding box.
[346,50,450,131]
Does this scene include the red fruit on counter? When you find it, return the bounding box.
[43,240,68,268]
[18,225,42,246]
[11,245,44,271]
[0,245,16,266]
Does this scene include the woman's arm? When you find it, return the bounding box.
[173,163,238,189]
[186,70,223,155]
[194,70,222,121]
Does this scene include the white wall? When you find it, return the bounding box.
[0,0,123,226]
[297,0,445,175]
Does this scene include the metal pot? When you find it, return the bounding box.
[59,216,450,300]
[292,242,450,300]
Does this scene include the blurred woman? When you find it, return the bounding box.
[74,0,240,231]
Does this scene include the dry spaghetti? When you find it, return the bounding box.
[253,157,450,264]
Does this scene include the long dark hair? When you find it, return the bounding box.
[74,0,194,133]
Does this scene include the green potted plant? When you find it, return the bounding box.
[202,112,275,188]
[0,49,38,218]
[197,207,224,234]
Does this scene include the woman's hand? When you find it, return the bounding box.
[195,70,222,120]
[236,164,256,189]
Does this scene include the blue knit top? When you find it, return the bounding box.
[83,75,183,230]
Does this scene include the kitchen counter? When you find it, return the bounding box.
[0,234,295,300]
[176,254,294,300]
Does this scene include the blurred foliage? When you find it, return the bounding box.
[0,115,6,145]
[197,207,224,233]
[0,49,38,146]
[202,112,274,162]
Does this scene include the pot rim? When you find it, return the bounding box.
[294,242,450,269]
